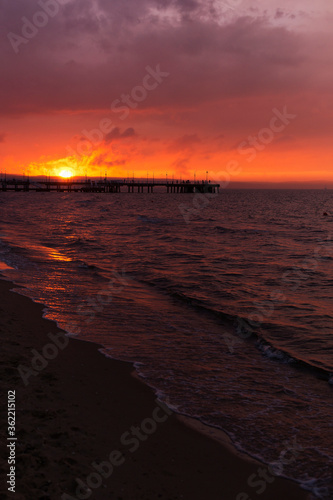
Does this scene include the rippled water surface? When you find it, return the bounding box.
[0,190,332,498]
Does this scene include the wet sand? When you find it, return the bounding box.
[0,277,310,499]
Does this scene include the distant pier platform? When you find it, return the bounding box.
[0,179,220,194]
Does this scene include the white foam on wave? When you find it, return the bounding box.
[300,478,331,500]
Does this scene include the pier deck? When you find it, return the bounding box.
[0,179,220,194]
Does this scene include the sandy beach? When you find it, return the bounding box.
[0,276,310,500]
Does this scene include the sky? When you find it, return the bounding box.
[1,0,333,185]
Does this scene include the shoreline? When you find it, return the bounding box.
[0,276,310,499]
[129,365,260,465]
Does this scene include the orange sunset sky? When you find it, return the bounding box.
[1,0,333,185]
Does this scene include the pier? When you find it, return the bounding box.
[0,178,220,194]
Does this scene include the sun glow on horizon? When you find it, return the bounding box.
[58,169,73,178]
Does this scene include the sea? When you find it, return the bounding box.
[0,189,332,499]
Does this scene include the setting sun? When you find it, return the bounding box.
[58,169,73,179]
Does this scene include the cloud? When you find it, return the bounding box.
[92,153,126,166]
[275,8,285,19]
[121,127,136,138]
[104,127,136,144]
[1,0,332,118]
[170,134,201,151]
[172,156,191,170]
[104,159,126,166]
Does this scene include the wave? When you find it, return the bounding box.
[254,336,332,384]
[139,277,333,385]
[66,238,86,247]
[65,237,99,247]
[137,215,177,225]
[255,340,294,363]
[214,225,271,235]
[214,225,235,233]
[76,260,99,270]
